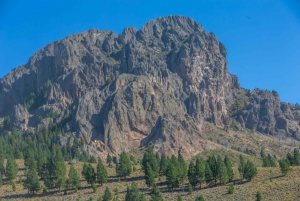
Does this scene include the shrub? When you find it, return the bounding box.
[228,184,234,194]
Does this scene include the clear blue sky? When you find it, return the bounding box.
[0,0,299,104]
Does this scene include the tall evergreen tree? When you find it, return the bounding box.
[145,163,155,188]
[195,158,206,189]
[142,146,159,176]
[83,164,96,185]
[224,156,234,181]
[217,156,228,185]
[205,162,213,185]
[116,152,132,179]
[107,154,113,164]
[0,147,5,176]
[23,168,40,195]
[293,149,300,166]
[150,185,164,201]
[238,155,246,180]
[5,156,18,181]
[159,155,168,175]
[166,163,179,191]
[243,160,257,181]
[54,147,66,190]
[279,159,291,175]
[96,158,108,186]
[260,148,266,159]
[177,153,187,186]
[68,164,81,190]
[125,182,147,201]
[286,152,294,166]
[195,195,205,201]
[44,157,56,189]
[188,162,197,190]
[207,155,218,185]
[37,152,46,179]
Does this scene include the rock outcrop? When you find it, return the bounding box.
[0,16,299,158]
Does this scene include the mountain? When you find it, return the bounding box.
[0,16,299,158]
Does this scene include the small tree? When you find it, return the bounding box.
[125,182,147,201]
[256,191,262,201]
[188,183,193,194]
[103,187,112,201]
[23,168,40,195]
[159,155,168,175]
[68,164,81,190]
[188,162,197,190]
[279,159,291,175]
[177,154,187,186]
[243,160,257,181]
[238,155,246,181]
[205,162,213,185]
[224,156,234,181]
[116,152,132,180]
[195,158,206,189]
[177,195,183,201]
[96,159,108,186]
[195,195,205,201]
[166,163,179,191]
[228,184,234,194]
[5,156,18,181]
[83,164,96,186]
[217,155,228,185]
[107,154,113,164]
[145,163,155,188]
[150,185,164,201]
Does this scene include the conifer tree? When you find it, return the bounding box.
[217,156,228,185]
[188,162,197,190]
[5,156,18,181]
[103,187,112,201]
[0,147,5,176]
[195,195,205,201]
[84,164,96,185]
[82,162,88,177]
[256,191,262,201]
[145,163,155,188]
[188,183,193,194]
[207,155,218,185]
[177,195,183,201]
[279,159,291,175]
[142,146,159,176]
[238,155,246,181]
[24,168,40,195]
[177,153,187,186]
[96,158,108,186]
[243,160,257,181]
[224,156,234,181]
[205,162,213,185]
[166,163,179,191]
[195,158,206,189]
[260,148,266,159]
[54,147,66,190]
[286,152,294,166]
[0,174,2,188]
[159,155,168,175]
[37,152,46,179]
[116,152,132,180]
[107,154,113,164]
[150,185,164,201]
[68,164,81,190]
[293,149,300,166]
[125,182,147,201]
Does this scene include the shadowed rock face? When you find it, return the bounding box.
[0,16,299,158]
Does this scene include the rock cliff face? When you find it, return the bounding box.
[0,16,299,158]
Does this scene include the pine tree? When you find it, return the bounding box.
[195,158,206,189]
[24,168,40,195]
[142,146,159,176]
[286,152,294,166]
[293,149,300,166]
[125,182,147,201]
[267,155,277,167]
[150,185,164,201]
[207,155,218,185]
[5,156,18,181]
[116,152,132,180]
[238,155,246,181]
[166,163,179,191]
[44,157,56,189]
[0,174,2,188]
[243,160,257,181]
[103,187,112,201]
[256,191,262,201]
[37,152,46,179]
[279,159,291,175]
[260,148,266,159]
[107,154,113,164]
[159,155,168,175]
[224,156,234,181]
[54,147,66,190]
[83,163,96,185]
[0,147,5,176]
[228,184,234,194]
[82,162,88,177]
[188,183,193,194]
[205,162,213,185]
[96,159,108,186]
[68,164,81,190]
[177,195,183,201]
[145,163,155,188]
[217,156,228,185]
[177,153,187,186]
[188,162,197,190]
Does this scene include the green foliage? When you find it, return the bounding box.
[195,195,205,201]
[177,195,183,201]
[83,163,96,185]
[256,191,262,201]
[228,184,234,194]
[106,78,113,85]
[159,155,168,175]
[207,155,218,185]
[5,156,18,181]
[150,185,164,201]
[205,162,213,184]
[125,182,146,201]
[188,183,193,194]
[107,154,113,164]
[116,152,132,179]
[103,187,112,200]
[177,153,187,185]
[224,156,234,181]
[145,162,155,188]
[11,181,16,192]
[23,168,41,195]
[238,155,246,180]
[54,146,66,190]
[217,155,229,184]
[262,155,277,167]
[68,164,81,190]
[0,147,5,176]
[142,146,159,176]
[195,158,206,188]
[166,163,179,191]
[130,155,137,165]
[0,175,2,187]
[188,161,197,189]
[243,160,257,181]
[92,183,97,193]
[96,159,108,185]
[279,159,292,175]
[293,149,300,166]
